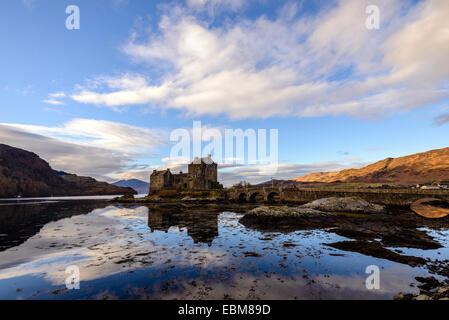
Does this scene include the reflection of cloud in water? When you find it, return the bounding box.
[311,264,421,299]
[0,206,229,285]
[0,205,439,299]
[130,265,419,300]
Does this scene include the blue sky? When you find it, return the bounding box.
[0,0,448,186]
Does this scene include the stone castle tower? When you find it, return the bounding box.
[150,155,219,193]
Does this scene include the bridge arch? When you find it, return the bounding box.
[249,192,264,203]
[237,192,247,202]
[267,191,281,203]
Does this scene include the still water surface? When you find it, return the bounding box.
[0,199,447,299]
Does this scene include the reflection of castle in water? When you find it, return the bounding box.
[147,210,219,246]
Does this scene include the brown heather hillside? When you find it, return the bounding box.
[294,147,449,184]
[0,144,137,198]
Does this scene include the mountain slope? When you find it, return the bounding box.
[113,179,149,194]
[0,144,136,198]
[294,147,449,184]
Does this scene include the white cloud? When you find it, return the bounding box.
[72,80,171,108]
[49,92,66,98]
[186,0,247,13]
[0,119,167,180]
[2,118,166,153]
[43,92,67,106]
[70,0,449,120]
[112,167,151,182]
[42,99,65,106]
[1,119,358,185]
[217,161,369,186]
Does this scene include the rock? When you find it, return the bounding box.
[415,276,443,291]
[246,206,328,218]
[437,287,449,294]
[240,205,335,232]
[393,293,414,300]
[181,197,197,201]
[206,197,226,202]
[395,286,449,300]
[300,197,385,214]
[393,294,404,300]
[327,240,426,266]
[113,194,136,202]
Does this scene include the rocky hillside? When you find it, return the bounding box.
[0,144,136,198]
[294,147,449,184]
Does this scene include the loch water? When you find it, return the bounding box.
[0,198,448,300]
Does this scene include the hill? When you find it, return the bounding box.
[294,147,449,184]
[253,179,299,188]
[113,179,149,194]
[0,144,137,198]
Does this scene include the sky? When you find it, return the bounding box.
[0,0,448,186]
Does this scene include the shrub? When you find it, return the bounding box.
[156,189,180,198]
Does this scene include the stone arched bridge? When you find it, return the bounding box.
[227,187,449,206]
[228,187,284,203]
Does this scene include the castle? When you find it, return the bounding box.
[150,155,219,193]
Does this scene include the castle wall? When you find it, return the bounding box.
[205,163,218,188]
[150,157,219,193]
[173,173,188,190]
[188,163,205,190]
[188,162,217,190]
[150,170,173,193]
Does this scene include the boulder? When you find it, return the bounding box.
[246,206,328,218]
[300,197,385,214]
[438,287,449,294]
[394,285,449,301]
[181,197,197,201]
[416,294,431,301]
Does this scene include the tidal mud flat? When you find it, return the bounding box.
[0,198,448,300]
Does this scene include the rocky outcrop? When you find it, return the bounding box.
[243,202,444,252]
[240,205,335,232]
[300,197,385,214]
[326,240,426,267]
[394,276,449,300]
[245,197,386,218]
[240,198,385,232]
[246,205,329,218]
